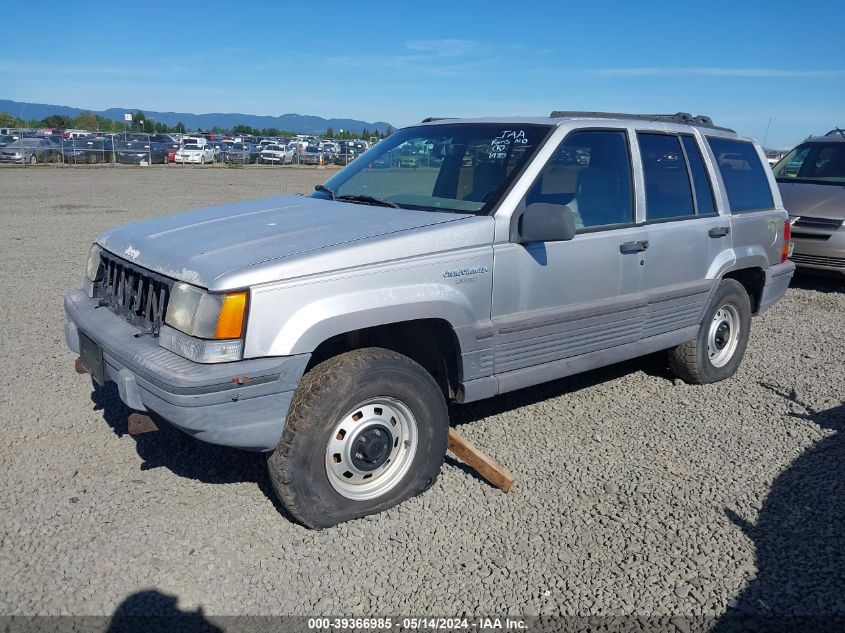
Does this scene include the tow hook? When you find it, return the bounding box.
[127,412,159,435]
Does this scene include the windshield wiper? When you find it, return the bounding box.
[314,184,335,199]
[335,194,400,208]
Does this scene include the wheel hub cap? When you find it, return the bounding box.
[350,424,392,471]
[707,303,740,368]
[325,397,418,501]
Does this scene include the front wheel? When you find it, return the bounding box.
[668,278,752,384]
[200,156,205,165]
[267,348,448,529]
[29,154,37,165]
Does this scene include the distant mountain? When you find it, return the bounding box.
[0,98,393,134]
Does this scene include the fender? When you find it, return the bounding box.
[707,246,769,280]
[247,282,485,358]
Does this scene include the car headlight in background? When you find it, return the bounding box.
[161,282,248,363]
[86,244,102,281]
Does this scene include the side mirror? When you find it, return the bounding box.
[517,203,576,243]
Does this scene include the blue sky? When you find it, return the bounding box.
[1,0,842,148]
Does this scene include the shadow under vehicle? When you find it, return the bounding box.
[714,395,845,632]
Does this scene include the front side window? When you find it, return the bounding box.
[525,130,634,229]
[773,142,845,185]
[315,123,552,214]
[707,137,774,212]
[638,133,695,220]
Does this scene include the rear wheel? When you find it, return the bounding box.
[267,348,448,529]
[29,154,36,165]
[668,279,752,384]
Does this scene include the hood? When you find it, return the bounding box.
[778,181,845,219]
[97,195,473,289]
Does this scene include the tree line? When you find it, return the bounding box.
[0,110,393,139]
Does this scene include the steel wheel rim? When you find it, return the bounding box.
[325,397,418,501]
[707,303,740,367]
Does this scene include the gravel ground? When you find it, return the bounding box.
[0,167,843,624]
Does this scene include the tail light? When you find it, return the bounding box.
[781,219,792,263]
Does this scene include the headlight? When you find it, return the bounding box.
[164,282,247,339]
[161,282,247,363]
[86,244,102,281]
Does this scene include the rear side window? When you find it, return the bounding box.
[638,133,695,220]
[680,136,716,214]
[707,137,774,213]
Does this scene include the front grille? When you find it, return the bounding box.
[95,252,172,336]
[790,253,845,269]
[790,216,844,231]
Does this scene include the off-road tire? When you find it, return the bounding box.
[267,348,448,529]
[668,278,752,384]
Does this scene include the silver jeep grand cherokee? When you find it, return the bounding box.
[64,112,794,528]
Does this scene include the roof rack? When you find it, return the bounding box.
[420,117,455,123]
[824,128,845,140]
[548,111,735,133]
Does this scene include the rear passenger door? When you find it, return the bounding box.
[705,136,782,267]
[636,132,727,337]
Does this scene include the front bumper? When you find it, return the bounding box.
[64,289,310,451]
[759,260,796,313]
[790,229,845,274]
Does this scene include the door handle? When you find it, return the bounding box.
[709,226,731,238]
[619,240,649,254]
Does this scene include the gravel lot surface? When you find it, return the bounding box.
[1,167,843,625]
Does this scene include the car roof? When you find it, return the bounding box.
[803,130,845,143]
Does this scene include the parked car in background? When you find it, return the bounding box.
[174,143,215,165]
[64,138,114,164]
[258,143,294,165]
[300,145,331,166]
[774,129,845,275]
[115,141,168,165]
[0,133,21,148]
[224,142,260,164]
[0,137,62,164]
[210,141,230,163]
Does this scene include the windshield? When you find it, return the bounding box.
[773,142,845,184]
[313,123,552,214]
[183,145,201,151]
[7,139,41,148]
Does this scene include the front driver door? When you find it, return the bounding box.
[491,129,648,393]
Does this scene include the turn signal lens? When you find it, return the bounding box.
[215,292,247,339]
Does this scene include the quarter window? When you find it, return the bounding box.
[707,137,774,213]
[680,135,716,214]
[638,133,695,220]
[526,130,633,229]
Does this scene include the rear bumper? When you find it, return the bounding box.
[64,289,310,451]
[759,260,796,313]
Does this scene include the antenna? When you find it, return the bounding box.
[762,117,772,148]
